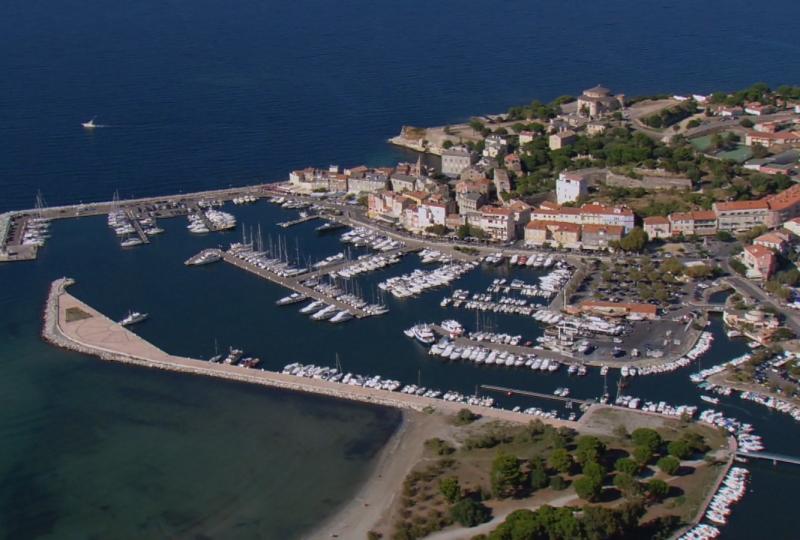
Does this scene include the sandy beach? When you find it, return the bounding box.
[306,411,448,540]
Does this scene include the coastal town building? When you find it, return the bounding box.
[714,106,743,117]
[549,130,577,150]
[368,190,413,220]
[504,153,522,173]
[744,102,775,116]
[643,216,671,239]
[753,231,790,253]
[586,122,607,136]
[754,120,784,133]
[577,85,624,117]
[572,299,658,320]
[518,131,536,145]
[782,217,800,237]
[764,183,800,224]
[529,201,634,233]
[390,174,417,193]
[483,135,508,158]
[723,308,782,346]
[667,210,718,236]
[524,221,548,246]
[581,224,624,250]
[493,169,511,195]
[507,200,532,238]
[417,202,448,230]
[713,200,771,232]
[556,171,589,204]
[455,178,491,196]
[456,191,484,214]
[745,131,800,148]
[523,220,621,250]
[348,174,389,194]
[741,244,776,280]
[328,173,348,192]
[441,146,475,177]
[578,202,635,232]
[478,206,515,241]
[459,166,487,182]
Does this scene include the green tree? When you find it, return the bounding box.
[632,446,653,466]
[450,498,491,527]
[529,462,550,491]
[491,453,525,499]
[613,472,643,500]
[646,479,669,501]
[657,456,680,475]
[574,475,603,502]
[548,448,574,474]
[667,439,691,459]
[631,428,663,454]
[615,457,640,476]
[575,436,606,465]
[439,476,462,503]
[617,227,649,252]
[582,460,606,483]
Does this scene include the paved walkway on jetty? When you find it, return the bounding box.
[42,278,579,428]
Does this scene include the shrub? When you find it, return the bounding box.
[439,476,462,503]
[550,475,568,490]
[453,408,480,425]
[450,498,491,527]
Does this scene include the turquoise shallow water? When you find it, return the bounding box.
[0,239,400,539]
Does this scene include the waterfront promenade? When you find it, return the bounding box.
[42,278,578,428]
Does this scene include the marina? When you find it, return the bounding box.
[217,246,381,320]
[42,278,580,427]
[23,204,796,540]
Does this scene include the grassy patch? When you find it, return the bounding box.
[65,307,92,322]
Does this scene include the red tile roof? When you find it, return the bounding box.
[643,216,669,225]
[714,199,770,212]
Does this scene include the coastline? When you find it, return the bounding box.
[304,411,434,539]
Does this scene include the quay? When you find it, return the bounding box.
[303,245,416,281]
[278,213,320,228]
[480,384,594,405]
[219,251,372,318]
[41,278,578,428]
[737,450,800,466]
[125,210,151,244]
[430,324,577,363]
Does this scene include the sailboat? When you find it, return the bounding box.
[82,117,98,129]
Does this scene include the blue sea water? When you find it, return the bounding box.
[2,0,800,211]
[2,0,800,538]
